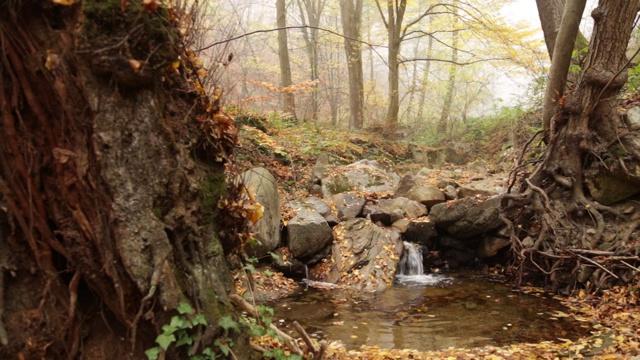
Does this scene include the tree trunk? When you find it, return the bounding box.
[383,0,406,128]
[341,0,365,130]
[297,0,325,122]
[511,0,640,292]
[0,2,248,358]
[277,0,297,118]
[417,36,434,122]
[541,0,587,140]
[536,0,589,60]
[438,0,459,134]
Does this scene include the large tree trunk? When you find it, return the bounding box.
[509,0,640,293]
[277,0,297,118]
[341,0,364,129]
[536,0,590,60]
[0,2,248,358]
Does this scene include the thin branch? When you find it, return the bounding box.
[399,57,511,66]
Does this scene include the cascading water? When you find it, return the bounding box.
[397,241,424,275]
[396,241,448,285]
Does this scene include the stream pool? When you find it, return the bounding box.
[270,271,591,351]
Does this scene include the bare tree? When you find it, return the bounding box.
[340,0,365,129]
[277,0,297,117]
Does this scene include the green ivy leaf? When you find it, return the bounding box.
[155,333,176,350]
[176,331,194,347]
[214,340,230,356]
[218,315,239,333]
[193,313,208,326]
[145,346,161,360]
[268,252,280,261]
[177,301,194,315]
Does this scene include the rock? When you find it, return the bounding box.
[321,159,400,197]
[271,247,306,277]
[240,167,281,258]
[394,174,417,197]
[363,197,427,226]
[417,167,432,177]
[439,235,469,251]
[312,153,330,181]
[392,218,411,232]
[286,202,334,259]
[586,171,640,205]
[444,185,458,200]
[457,176,507,198]
[625,106,640,131]
[405,184,446,208]
[477,236,511,258]
[443,144,471,165]
[305,196,331,217]
[442,248,476,268]
[403,218,438,248]
[429,195,504,238]
[329,193,365,220]
[467,158,487,173]
[310,218,403,293]
[436,178,458,189]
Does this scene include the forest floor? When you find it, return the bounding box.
[231,113,640,359]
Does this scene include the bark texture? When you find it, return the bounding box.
[508,0,640,293]
[277,0,297,118]
[0,2,246,358]
[340,0,365,129]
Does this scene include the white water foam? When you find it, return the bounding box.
[396,241,450,285]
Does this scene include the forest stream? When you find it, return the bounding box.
[269,247,592,352]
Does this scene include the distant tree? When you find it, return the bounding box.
[277,0,297,117]
[340,0,365,129]
[296,0,326,121]
[438,0,459,134]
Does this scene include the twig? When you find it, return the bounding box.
[620,260,640,272]
[0,268,8,346]
[293,321,318,356]
[568,248,615,256]
[574,254,618,279]
[228,294,303,356]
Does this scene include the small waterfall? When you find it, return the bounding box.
[398,241,424,276]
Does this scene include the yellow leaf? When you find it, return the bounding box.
[172,61,181,69]
[52,0,77,5]
[129,59,141,73]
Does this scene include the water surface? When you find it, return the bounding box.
[271,271,590,351]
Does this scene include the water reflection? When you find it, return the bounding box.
[270,270,590,351]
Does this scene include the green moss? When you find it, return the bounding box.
[82,0,179,70]
[328,175,352,194]
[200,172,227,224]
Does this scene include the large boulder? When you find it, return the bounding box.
[240,167,281,258]
[586,171,640,205]
[329,193,365,220]
[405,185,446,208]
[429,195,504,238]
[310,218,403,293]
[321,159,400,197]
[403,218,438,248]
[286,201,334,260]
[457,175,507,198]
[363,197,427,226]
[477,235,511,258]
